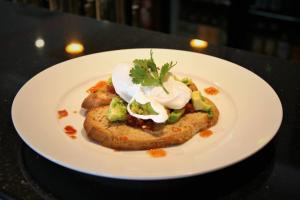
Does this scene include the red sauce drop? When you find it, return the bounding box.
[199,129,213,138]
[147,149,166,158]
[64,125,77,135]
[204,87,219,95]
[172,127,182,132]
[58,109,68,119]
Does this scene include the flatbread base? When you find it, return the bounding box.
[84,99,219,150]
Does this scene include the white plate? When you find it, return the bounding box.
[12,49,282,180]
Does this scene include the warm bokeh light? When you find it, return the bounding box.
[190,39,208,49]
[35,38,45,48]
[65,42,84,54]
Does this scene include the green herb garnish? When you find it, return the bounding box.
[129,50,176,94]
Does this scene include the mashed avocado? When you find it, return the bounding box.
[191,91,213,118]
[130,100,158,115]
[181,77,192,86]
[107,76,112,86]
[107,97,127,122]
[167,108,185,123]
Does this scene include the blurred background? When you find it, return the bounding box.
[7,0,300,63]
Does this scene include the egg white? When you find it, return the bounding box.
[127,90,169,123]
[111,63,139,103]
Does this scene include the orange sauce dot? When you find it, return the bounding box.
[87,81,107,93]
[64,125,77,135]
[199,129,213,138]
[204,87,219,95]
[147,148,166,158]
[58,109,68,119]
[172,127,182,132]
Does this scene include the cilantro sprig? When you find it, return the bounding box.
[129,50,176,94]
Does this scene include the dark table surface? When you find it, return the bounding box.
[1,1,300,199]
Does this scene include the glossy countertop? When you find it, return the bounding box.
[1,1,300,199]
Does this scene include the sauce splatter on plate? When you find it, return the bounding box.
[204,87,219,95]
[147,148,166,158]
[58,109,68,119]
[199,129,213,138]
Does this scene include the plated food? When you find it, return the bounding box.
[82,51,219,150]
[12,48,282,179]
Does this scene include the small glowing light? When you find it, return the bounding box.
[35,38,45,48]
[190,39,208,49]
[65,42,84,54]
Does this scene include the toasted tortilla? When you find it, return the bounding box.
[83,98,219,150]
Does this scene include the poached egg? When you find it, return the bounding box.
[112,63,192,123]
